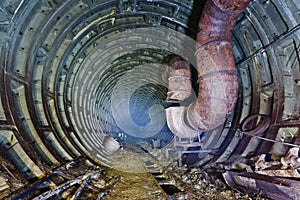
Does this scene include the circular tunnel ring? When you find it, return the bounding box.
[241,114,271,136]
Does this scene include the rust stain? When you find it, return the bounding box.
[167,56,192,102]
[188,0,251,131]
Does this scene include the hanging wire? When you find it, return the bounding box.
[241,130,300,148]
[240,114,300,148]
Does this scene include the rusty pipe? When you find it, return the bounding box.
[166,56,192,102]
[166,0,251,137]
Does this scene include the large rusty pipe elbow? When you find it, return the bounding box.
[166,0,251,137]
[188,0,251,131]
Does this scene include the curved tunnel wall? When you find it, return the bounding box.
[195,0,300,168]
[0,0,299,197]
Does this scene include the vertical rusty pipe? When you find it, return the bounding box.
[165,56,198,138]
[166,56,192,102]
[188,0,251,131]
[166,0,251,137]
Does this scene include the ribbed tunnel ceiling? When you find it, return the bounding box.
[1,0,201,167]
[0,0,300,199]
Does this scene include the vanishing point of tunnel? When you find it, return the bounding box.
[0,0,300,199]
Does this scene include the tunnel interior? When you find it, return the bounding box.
[0,0,300,199]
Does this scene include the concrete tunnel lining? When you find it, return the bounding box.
[0,0,300,198]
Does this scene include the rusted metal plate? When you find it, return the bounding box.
[223,171,300,200]
[255,169,300,178]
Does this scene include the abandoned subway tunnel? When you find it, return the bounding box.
[0,0,300,199]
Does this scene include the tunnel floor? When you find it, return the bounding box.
[10,145,261,199]
[1,0,300,199]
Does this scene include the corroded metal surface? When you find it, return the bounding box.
[223,171,300,200]
[166,0,251,133]
[187,0,251,131]
[166,56,192,102]
[241,114,271,136]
